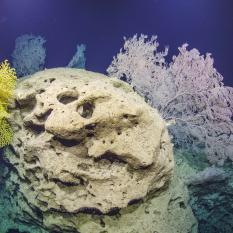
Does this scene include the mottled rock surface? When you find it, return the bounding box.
[1,68,197,233]
[9,68,173,213]
[1,151,198,233]
[175,151,233,233]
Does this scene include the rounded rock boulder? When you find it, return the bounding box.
[9,68,174,215]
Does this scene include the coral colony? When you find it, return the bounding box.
[108,35,233,165]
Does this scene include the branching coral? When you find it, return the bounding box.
[0,60,17,104]
[0,118,13,148]
[0,60,17,148]
[12,34,46,77]
[107,35,233,165]
[68,44,86,69]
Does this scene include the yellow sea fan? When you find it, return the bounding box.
[0,60,17,105]
[0,104,8,119]
[0,60,17,148]
[0,118,13,148]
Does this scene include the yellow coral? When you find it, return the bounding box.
[0,60,17,148]
[0,60,17,104]
[0,105,8,119]
[0,118,13,148]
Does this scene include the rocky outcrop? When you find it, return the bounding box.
[1,68,197,233]
[9,68,174,214]
[1,151,198,233]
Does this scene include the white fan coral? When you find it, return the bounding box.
[12,34,46,77]
[107,35,233,165]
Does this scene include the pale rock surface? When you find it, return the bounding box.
[1,153,198,233]
[3,68,197,233]
[9,68,174,214]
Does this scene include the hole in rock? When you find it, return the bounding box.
[16,96,37,112]
[57,92,79,104]
[38,89,45,94]
[87,132,94,138]
[49,78,56,83]
[85,123,96,130]
[52,177,83,187]
[94,151,126,164]
[117,131,122,135]
[16,138,23,148]
[77,102,94,119]
[25,122,45,134]
[179,201,186,209]
[122,114,138,125]
[107,207,120,216]
[78,207,103,215]
[43,173,49,181]
[37,199,48,208]
[54,137,80,147]
[128,198,142,206]
[100,219,106,228]
[36,109,53,121]
[25,157,39,165]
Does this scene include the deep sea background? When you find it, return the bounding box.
[0,1,233,233]
[0,0,232,85]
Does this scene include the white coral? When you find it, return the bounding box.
[107,34,233,165]
[12,34,46,77]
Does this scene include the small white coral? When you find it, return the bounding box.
[68,44,86,69]
[187,166,228,185]
[12,34,46,77]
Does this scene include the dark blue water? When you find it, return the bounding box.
[0,0,232,85]
[0,1,233,233]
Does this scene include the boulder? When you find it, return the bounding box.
[1,68,197,233]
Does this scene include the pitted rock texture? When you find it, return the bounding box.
[0,154,197,233]
[9,68,174,214]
